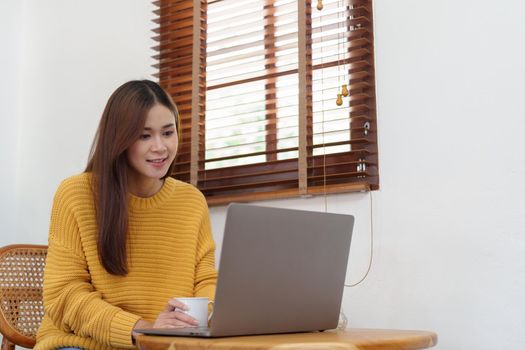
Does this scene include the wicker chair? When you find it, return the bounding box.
[0,244,47,350]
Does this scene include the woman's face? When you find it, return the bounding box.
[126,104,178,192]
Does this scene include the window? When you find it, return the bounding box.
[153,0,378,205]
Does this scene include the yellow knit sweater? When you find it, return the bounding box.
[35,173,217,350]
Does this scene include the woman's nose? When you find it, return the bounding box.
[151,136,166,152]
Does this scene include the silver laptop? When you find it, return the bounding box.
[136,203,354,337]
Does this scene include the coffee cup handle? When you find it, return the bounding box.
[208,301,214,322]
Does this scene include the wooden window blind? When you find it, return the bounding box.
[153,0,379,205]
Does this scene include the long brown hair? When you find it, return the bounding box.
[86,80,180,275]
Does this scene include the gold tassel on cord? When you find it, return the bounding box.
[336,93,343,106]
[316,0,323,11]
[341,84,348,97]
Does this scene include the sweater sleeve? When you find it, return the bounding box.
[43,182,141,349]
[193,202,218,300]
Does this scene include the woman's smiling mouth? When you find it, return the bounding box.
[147,157,168,167]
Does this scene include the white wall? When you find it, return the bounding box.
[13,0,157,242]
[0,0,25,244]
[1,0,524,349]
[366,2,525,349]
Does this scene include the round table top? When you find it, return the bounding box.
[136,328,438,350]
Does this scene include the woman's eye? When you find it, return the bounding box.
[139,134,150,140]
[163,130,175,137]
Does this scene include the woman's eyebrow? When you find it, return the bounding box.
[143,123,175,131]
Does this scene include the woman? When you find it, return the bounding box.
[35,80,217,350]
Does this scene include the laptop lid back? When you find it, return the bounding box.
[210,203,354,336]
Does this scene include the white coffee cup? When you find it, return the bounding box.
[176,297,214,327]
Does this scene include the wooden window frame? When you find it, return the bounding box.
[153,0,379,206]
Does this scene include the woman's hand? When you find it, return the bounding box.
[132,299,199,340]
[132,299,199,342]
[152,299,200,328]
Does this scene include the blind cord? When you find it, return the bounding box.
[317,0,374,288]
[345,190,374,287]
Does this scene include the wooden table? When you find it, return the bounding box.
[135,329,438,350]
